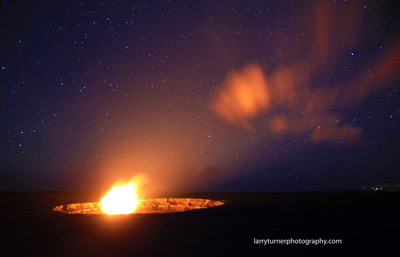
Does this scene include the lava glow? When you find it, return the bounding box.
[101,181,140,215]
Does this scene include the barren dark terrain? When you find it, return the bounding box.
[0,191,399,256]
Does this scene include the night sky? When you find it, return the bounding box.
[1,0,400,193]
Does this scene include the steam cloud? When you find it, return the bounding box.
[212,0,400,145]
[97,0,400,194]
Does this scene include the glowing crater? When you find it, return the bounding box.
[53,198,224,214]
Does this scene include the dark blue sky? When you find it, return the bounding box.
[1,0,399,192]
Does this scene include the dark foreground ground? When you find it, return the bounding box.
[0,191,399,257]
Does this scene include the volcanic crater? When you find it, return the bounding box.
[53,198,224,214]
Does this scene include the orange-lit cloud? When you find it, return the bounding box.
[347,38,400,102]
[311,125,362,145]
[270,115,289,134]
[313,0,362,60]
[212,64,270,131]
[212,0,400,145]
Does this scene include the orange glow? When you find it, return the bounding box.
[311,125,362,145]
[101,180,140,214]
[211,0,399,146]
[53,198,225,214]
[213,64,270,131]
[270,115,289,134]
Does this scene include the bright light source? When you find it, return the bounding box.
[101,181,140,214]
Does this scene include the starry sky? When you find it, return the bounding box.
[1,0,400,192]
